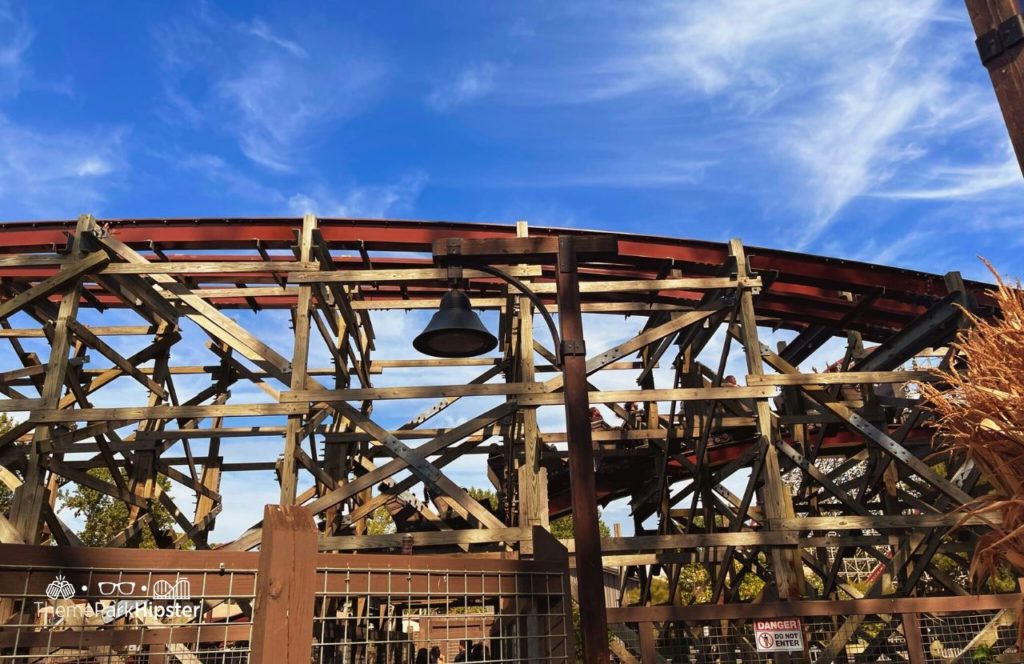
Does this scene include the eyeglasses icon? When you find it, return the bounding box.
[97,581,136,596]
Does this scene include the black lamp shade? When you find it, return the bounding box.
[413,289,497,358]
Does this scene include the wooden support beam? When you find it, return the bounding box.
[288,265,542,283]
[66,318,167,399]
[95,233,297,384]
[99,260,319,274]
[433,234,618,264]
[555,235,610,664]
[607,593,1022,622]
[284,384,774,404]
[319,527,531,551]
[747,370,934,386]
[342,404,513,525]
[559,530,799,553]
[0,250,108,319]
[10,215,95,544]
[729,237,805,602]
[966,0,1024,176]
[281,214,315,504]
[751,341,974,505]
[250,504,318,664]
[332,401,506,530]
[772,513,999,531]
[30,402,307,423]
[527,276,760,294]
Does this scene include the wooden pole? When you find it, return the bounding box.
[555,235,610,664]
[730,238,807,663]
[250,504,318,664]
[10,214,95,543]
[966,0,1024,176]
[281,213,316,503]
[902,613,926,664]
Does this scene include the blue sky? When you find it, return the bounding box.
[2,1,1022,277]
[3,1,1024,540]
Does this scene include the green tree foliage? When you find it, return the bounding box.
[365,506,396,535]
[60,468,176,548]
[467,486,498,511]
[624,562,765,606]
[549,512,611,539]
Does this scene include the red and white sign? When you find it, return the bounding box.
[753,618,804,652]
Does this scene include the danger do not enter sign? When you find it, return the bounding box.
[753,618,804,652]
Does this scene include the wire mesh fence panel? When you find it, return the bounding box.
[608,622,643,662]
[311,558,573,663]
[618,620,775,663]
[804,616,908,662]
[0,557,258,663]
[920,609,1020,663]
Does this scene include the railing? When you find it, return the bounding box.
[0,546,258,663]
[0,511,573,664]
[606,595,1023,663]
[312,554,572,663]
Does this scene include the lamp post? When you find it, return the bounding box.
[416,234,613,664]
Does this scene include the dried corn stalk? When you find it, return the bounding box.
[920,261,1024,592]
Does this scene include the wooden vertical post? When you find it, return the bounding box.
[10,214,94,543]
[729,239,807,664]
[534,526,577,662]
[638,621,657,662]
[555,236,610,664]
[281,213,316,504]
[902,613,926,664]
[250,504,318,664]
[966,0,1024,177]
[516,221,548,555]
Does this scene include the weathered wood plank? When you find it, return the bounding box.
[772,513,999,531]
[0,325,158,338]
[319,527,531,551]
[100,261,319,274]
[529,276,759,294]
[560,531,798,553]
[30,402,307,423]
[250,505,317,664]
[332,401,507,530]
[0,398,43,412]
[288,265,542,283]
[748,370,934,386]
[283,384,774,404]
[0,250,108,319]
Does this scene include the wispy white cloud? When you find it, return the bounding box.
[155,9,386,172]
[156,85,204,127]
[288,172,428,217]
[427,61,497,111]
[873,152,1022,200]
[0,4,32,97]
[240,18,307,58]
[0,115,127,217]
[500,1,1013,249]
[630,1,978,245]
[176,151,427,218]
[216,54,382,172]
[489,158,711,189]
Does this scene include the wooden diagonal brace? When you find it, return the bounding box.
[331,401,506,530]
[0,250,109,319]
[66,318,167,399]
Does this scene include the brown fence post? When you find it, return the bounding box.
[250,504,318,664]
[902,613,925,664]
[638,621,657,662]
[534,526,577,661]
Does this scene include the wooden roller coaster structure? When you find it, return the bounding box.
[0,215,1014,662]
